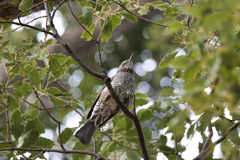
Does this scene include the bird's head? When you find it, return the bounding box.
[118,53,134,73]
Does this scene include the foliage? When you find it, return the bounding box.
[0,0,240,159]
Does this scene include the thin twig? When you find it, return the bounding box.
[24,105,69,115]
[93,12,105,20]
[113,1,167,28]
[0,21,54,36]
[0,16,46,34]
[51,0,66,22]
[193,121,240,160]
[44,2,104,79]
[214,121,240,144]
[3,46,66,151]
[17,1,47,23]
[6,89,39,109]
[32,151,46,159]
[69,96,86,121]
[218,116,238,123]
[96,17,108,72]
[0,148,109,160]
[66,0,98,43]
[0,93,29,159]
[97,17,108,42]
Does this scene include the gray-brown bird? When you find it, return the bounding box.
[75,53,135,145]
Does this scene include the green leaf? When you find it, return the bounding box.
[0,52,13,61]
[159,87,174,97]
[49,55,61,72]
[51,54,68,64]
[181,79,211,95]
[29,67,40,88]
[5,60,16,66]
[22,131,39,148]
[10,110,25,140]
[168,21,184,33]
[2,40,10,47]
[46,39,52,46]
[135,98,148,107]
[101,141,114,157]
[137,109,154,122]
[0,124,7,139]
[152,2,168,11]
[101,15,121,42]
[7,96,18,111]
[79,9,93,27]
[2,19,13,32]
[12,0,19,4]
[135,93,149,99]
[82,23,96,41]
[72,143,87,159]
[25,118,45,134]
[120,11,137,23]
[77,0,92,7]
[13,82,32,97]
[165,6,179,18]
[65,57,78,67]
[25,42,37,50]
[45,87,62,95]
[0,143,12,149]
[184,60,201,82]
[138,5,150,15]
[159,51,178,69]
[49,97,65,106]
[170,56,191,70]
[34,137,54,149]
[25,99,39,119]
[126,150,141,160]
[187,124,195,139]
[0,105,5,115]
[18,0,33,11]
[52,65,66,79]
[59,128,73,144]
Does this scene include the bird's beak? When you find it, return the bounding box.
[129,53,134,61]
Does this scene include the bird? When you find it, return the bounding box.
[75,53,135,145]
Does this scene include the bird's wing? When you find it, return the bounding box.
[99,108,119,127]
[86,76,115,119]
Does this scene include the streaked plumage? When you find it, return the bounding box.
[75,54,135,145]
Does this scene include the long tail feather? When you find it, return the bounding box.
[75,121,96,145]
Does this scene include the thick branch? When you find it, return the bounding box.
[43,1,149,159]
[104,77,149,160]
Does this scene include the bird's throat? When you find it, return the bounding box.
[119,68,134,74]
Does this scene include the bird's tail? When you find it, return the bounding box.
[75,121,97,145]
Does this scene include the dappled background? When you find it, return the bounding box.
[1,0,240,160]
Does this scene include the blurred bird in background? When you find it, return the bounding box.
[75,53,135,145]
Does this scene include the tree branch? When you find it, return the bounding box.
[193,121,240,160]
[43,1,149,159]
[0,21,54,36]
[104,77,149,160]
[0,148,109,160]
